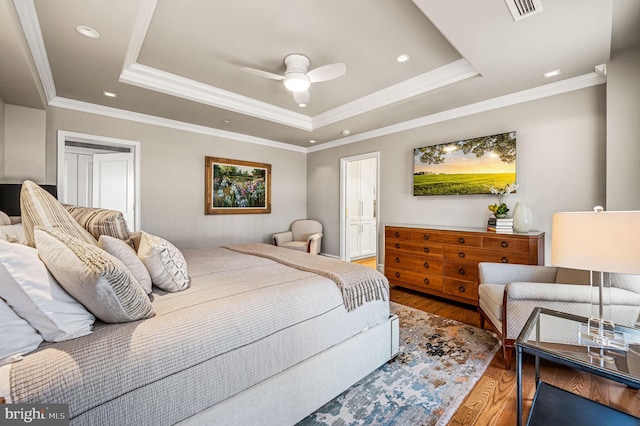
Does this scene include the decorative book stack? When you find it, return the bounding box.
[487,216,514,233]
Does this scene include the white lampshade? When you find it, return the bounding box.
[551,210,640,275]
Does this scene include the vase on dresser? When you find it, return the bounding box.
[512,202,533,233]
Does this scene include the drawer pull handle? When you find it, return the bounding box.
[395,243,400,249]
[458,237,465,244]
[395,272,400,278]
[423,262,429,269]
[501,256,509,263]
[423,247,429,253]
[423,235,429,241]
[501,241,508,248]
[458,268,465,275]
[459,286,466,293]
[423,278,430,285]
[394,232,400,238]
[458,252,465,259]
[395,257,400,263]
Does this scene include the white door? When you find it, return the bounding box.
[345,157,378,260]
[93,152,135,231]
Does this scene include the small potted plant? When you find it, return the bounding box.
[488,183,519,218]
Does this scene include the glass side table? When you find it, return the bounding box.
[515,307,640,426]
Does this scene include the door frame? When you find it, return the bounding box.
[339,151,380,265]
[56,130,141,231]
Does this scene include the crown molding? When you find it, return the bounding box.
[312,59,479,128]
[120,63,314,131]
[308,72,606,152]
[121,0,157,71]
[49,97,307,153]
[12,0,56,103]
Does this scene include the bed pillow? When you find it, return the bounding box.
[0,211,10,226]
[65,205,130,242]
[0,239,94,341]
[0,298,43,366]
[35,227,155,323]
[0,223,27,245]
[20,180,97,247]
[137,231,190,292]
[99,235,152,294]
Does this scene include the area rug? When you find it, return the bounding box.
[298,302,500,426]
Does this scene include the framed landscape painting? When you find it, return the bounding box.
[205,157,271,214]
[413,131,517,196]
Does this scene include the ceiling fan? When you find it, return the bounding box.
[241,54,346,106]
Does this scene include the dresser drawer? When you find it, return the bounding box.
[385,240,443,257]
[385,266,443,291]
[385,227,412,240]
[483,236,530,253]
[443,278,478,301]
[444,246,530,264]
[412,230,482,247]
[386,253,443,274]
[444,261,479,283]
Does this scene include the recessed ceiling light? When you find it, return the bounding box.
[102,91,117,98]
[76,25,100,39]
[298,103,307,108]
[223,119,231,124]
[543,69,561,78]
[341,130,351,136]
[396,54,411,63]
[309,140,316,144]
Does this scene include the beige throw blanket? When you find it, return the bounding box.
[225,243,389,311]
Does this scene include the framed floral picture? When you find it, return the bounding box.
[205,157,271,215]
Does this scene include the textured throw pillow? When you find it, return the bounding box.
[0,224,27,245]
[0,211,10,226]
[0,298,43,366]
[137,231,190,292]
[99,235,152,294]
[20,180,97,247]
[65,205,130,241]
[35,228,155,323]
[0,239,94,342]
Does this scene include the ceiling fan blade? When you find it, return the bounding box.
[240,67,285,81]
[293,90,310,105]
[307,63,346,83]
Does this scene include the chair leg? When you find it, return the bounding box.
[479,313,485,329]
[503,343,514,370]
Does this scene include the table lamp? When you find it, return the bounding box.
[552,207,640,352]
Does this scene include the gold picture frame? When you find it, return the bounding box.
[205,156,271,215]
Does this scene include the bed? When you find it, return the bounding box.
[1,216,398,425]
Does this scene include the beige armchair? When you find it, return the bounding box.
[272,219,323,254]
[478,262,640,369]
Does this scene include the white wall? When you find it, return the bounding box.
[3,104,46,182]
[606,46,640,210]
[308,86,607,264]
[0,97,5,178]
[0,105,309,249]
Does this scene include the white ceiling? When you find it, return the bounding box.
[1,0,639,150]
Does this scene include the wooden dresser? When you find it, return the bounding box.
[384,225,544,306]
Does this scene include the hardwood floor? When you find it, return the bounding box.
[389,286,640,425]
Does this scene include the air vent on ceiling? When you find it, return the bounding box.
[504,0,543,21]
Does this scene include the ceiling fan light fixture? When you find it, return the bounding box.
[283,73,311,92]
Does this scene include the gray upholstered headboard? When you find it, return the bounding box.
[0,183,57,216]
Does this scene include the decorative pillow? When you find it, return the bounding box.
[137,231,190,292]
[99,235,152,294]
[35,228,155,323]
[20,180,97,247]
[0,211,10,226]
[0,239,94,341]
[65,205,130,241]
[0,223,27,245]
[0,298,43,366]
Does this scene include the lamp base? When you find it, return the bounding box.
[579,317,627,361]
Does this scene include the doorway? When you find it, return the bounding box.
[57,130,140,231]
[340,152,380,268]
